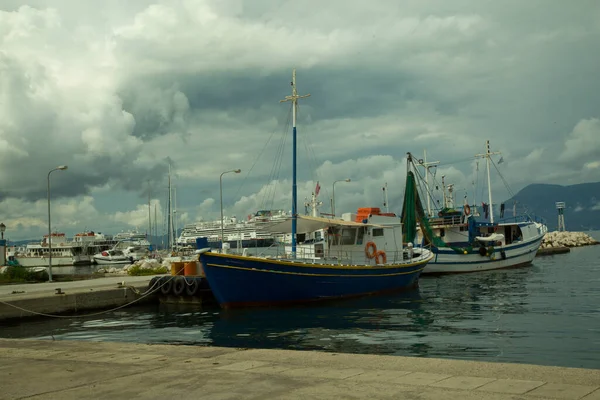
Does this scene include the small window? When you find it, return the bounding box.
[372,228,384,237]
[440,228,445,237]
[341,228,357,245]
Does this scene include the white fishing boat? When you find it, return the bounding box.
[403,142,548,274]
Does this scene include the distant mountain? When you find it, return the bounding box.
[502,181,600,231]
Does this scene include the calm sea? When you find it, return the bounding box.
[2,231,599,370]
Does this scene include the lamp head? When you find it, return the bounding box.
[234,169,241,173]
[57,165,68,170]
[345,178,351,182]
[0,223,5,233]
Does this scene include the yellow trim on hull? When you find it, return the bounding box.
[205,263,427,277]
[203,252,433,271]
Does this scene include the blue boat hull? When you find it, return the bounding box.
[200,252,428,308]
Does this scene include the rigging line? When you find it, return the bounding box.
[261,106,292,209]
[298,105,323,190]
[489,158,537,220]
[409,157,440,214]
[234,106,292,202]
[265,105,292,210]
[436,156,478,167]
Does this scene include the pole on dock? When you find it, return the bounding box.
[556,202,566,231]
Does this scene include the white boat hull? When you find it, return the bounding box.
[93,258,131,265]
[422,232,544,274]
[14,256,73,268]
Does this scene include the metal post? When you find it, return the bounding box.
[220,169,241,252]
[47,165,67,282]
[332,179,351,218]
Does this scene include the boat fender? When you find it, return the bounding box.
[148,276,160,292]
[160,278,173,295]
[185,278,200,296]
[478,246,487,256]
[365,242,377,259]
[375,250,387,264]
[172,277,185,296]
[500,250,506,260]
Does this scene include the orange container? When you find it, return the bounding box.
[171,261,185,276]
[184,261,197,276]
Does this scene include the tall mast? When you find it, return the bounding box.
[418,150,439,217]
[173,186,177,248]
[382,182,389,213]
[147,181,151,240]
[280,69,310,256]
[475,140,501,223]
[154,203,158,250]
[168,162,173,252]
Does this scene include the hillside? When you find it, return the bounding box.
[503,181,600,231]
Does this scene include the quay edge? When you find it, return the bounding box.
[0,276,157,322]
[0,339,598,399]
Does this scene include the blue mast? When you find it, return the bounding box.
[280,69,310,257]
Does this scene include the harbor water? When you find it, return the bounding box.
[1,232,599,370]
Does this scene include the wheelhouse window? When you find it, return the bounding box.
[340,228,357,245]
[372,228,384,237]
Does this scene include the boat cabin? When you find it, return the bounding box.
[274,208,408,265]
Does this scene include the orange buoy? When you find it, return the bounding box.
[375,250,387,264]
[365,242,377,259]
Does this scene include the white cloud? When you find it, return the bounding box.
[1,0,600,239]
[111,199,163,229]
[560,118,600,164]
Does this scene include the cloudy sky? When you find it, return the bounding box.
[1,0,599,240]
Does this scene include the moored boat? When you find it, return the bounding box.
[93,249,132,265]
[199,69,433,308]
[402,144,547,274]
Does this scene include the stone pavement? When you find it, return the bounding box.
[0,339,598,399]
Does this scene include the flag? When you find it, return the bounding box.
[315,181,321,196]
[500,203,505,218]
[498,156,504,164]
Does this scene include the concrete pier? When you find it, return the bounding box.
[0,339,598,399]
[0,276,156,321]
[537,246,571,256]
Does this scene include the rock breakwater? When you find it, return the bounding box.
[540,231,599,248]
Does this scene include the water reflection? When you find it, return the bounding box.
[2,248,599,369]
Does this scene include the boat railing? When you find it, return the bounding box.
[497,214,546,225]
[426,215,465,227]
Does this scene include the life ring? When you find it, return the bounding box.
[464,204,471,216]
[365,242,377,259]
[375,250,387,264]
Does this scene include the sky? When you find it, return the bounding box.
[0,0,599,240]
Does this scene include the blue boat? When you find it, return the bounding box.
[199,69,433,308]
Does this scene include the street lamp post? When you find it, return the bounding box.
[219,169,241,252]
[47,165,68,282]
[0,223,6,266]
[332,178,351,217]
